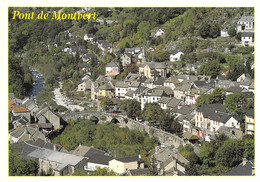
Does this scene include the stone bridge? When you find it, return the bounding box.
[61,111,197,149]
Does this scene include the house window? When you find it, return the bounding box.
[197,116,198,120]
[232,122,234,126]
[200,117,202,122]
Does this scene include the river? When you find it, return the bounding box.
[30,69,45,98]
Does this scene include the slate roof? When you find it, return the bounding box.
[116,155,143,163]
[153,77,165,86]
[106,61,118,68]
[125,90,134,97]
[210,112,232,124]
[129,81,141,88]
[174,105,196,115]
[86,154,113,165]
[128,168,151,176]
[141,62,166,69]
[82,53,96,59]
[238,16,254,22]
[226,86,243,93]
[72,145,106,158]
[241,32,254,37]
[169,49,181,55]
[28,148,85,170]
[167,98,183,109]
[124,73,140,82]
[158,97,172,104]
[223,159,254,175]
[164,76,180,84]
[115,81,128,88]
[246,108,254,118]
[99,83,114,90]
[26,139,66,152]
[197,103,226,118]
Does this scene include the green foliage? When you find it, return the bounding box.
[215,139,244,167]
[119,99,141,119]
[9,151,39,176]
[224,92,248,121]
[228,27,236,37]
[199,22,210,38]
[100,97,113,111]
[53,119,158,159]
[235,32,242,41]
[199,22,220,39]
[142,103,163,125]
[197,60,221,78]
[137,21,151,41]
[53,119,96,150]
[196,88,226,108]
[73,167,117,176]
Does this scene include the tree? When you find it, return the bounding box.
[119,99,141,119]
[137,21,151,40]
[9,151,39,176]
[224,92,248,121]
[215,139,244,167]
[73,167,117,176]
[142,103,164,126]
[228,27,236,37]
[100,97,113,111]
[169,120,182,134]
[199,22,211,39]
[196,94,211,108]
[209,23,220,38]
[198,60,221,78]
[210,88,226,104]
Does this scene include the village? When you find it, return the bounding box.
[8,8,254,176]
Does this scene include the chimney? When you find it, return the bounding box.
[53,145,56,151]
[79,143,82,147]
[138,154,141,159]
[252,166,255,175]
[242,158,247,166]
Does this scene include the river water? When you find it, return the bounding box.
[30,69,45,98]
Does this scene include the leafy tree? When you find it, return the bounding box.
[119,99,141,119]
[9,151,39,176]
[73,167,117,176]
[169,120,182,134]
[210,88,226,104]
[209,23,220,38]
[197,60,221,78]
[100,97,113,111]
[199,22,211,38]
[142,103,163,126]
[228,27,236,37]
[137,21,151,40]
[215,139,244,167]
[224,92,248,121]
[196,94,211,108]
[235,32,242,41]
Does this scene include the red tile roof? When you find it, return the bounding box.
[13,107,30,113]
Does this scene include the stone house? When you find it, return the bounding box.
[195,103,226,138]
[237,16,254,33]
[209,111,240,132]
[105,61,119,76]
[139,62,166,78]
[245,108,254,135]
[120,53,132,67]
[109,155,144,174]
[115,81,129,99]
[241,32,254,47]
[34,104,62,130]
[169,50,184,62]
